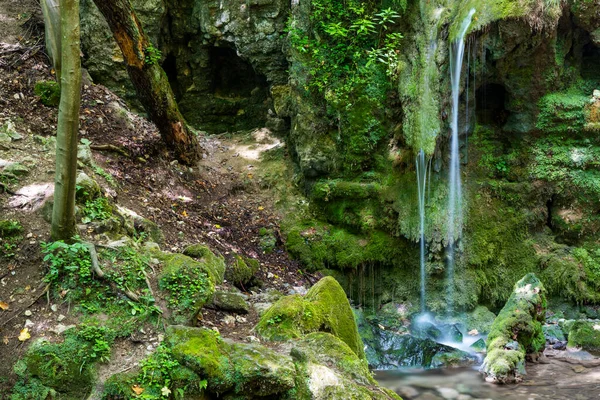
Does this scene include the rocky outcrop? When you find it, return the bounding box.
[256,276,365,359]
[481,273,547,383]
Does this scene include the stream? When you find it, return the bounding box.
[377,354,600,400]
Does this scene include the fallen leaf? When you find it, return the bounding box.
[181,210,188,217]
[18,328,31,342]
[0,301,9,310]
[131,385,144,395]
[3,336,8,345]
[161,386,171,397]
[258,206,264,211]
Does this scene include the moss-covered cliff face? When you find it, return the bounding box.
[80,0,600,314]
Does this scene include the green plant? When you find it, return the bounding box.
[34,80,60,107]
[41,239,95,298]
[81,197,113,223]
[144,45,162,66]
[93,165,117,186]
[267,315,283,325]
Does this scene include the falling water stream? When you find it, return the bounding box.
[446,8,475,313]
[416,150,428,312]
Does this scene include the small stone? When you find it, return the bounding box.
[593,89,600,99]
[24,319,34,327]
[24,310,32,316]
[146,344,154,351]
[57,314,65,322]
[50,304,58,312]
[245,335,260,343]
[51,324,75,335]
[13,93,19,100]
[222,315,236,326]
[26,233,33,238]
[267,272,274,279]
[437,387,460,399]
[236,316,247,323]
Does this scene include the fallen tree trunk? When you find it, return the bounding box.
[91,0,201,165]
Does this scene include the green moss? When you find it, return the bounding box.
[181,244,226,283]
[256,276,365,359]
[12,325,116,399]
[165,326,295,397]
[226,254,259,288]
[567,321,600,352]
[158,253,217,322]
[482,274,546,383]
[34,80,60,107]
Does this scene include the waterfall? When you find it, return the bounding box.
[416,150,431,312]
[446,9,476,313]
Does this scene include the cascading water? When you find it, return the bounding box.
[446,8,476,313]
[416,150,429,312]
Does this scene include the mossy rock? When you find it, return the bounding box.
[482,273,547,383]
[543,324,566,342]
[464,306,497,335]
[225,254,259,288]
[182,244,226,283]
[158,253,221,323]
[116,206,165,245]
[289,332,401,400]
[567,321,600,352]
[14,337,95,399]
[166,326,296,397]
[34,80,60,107]
[208,290,250,314]
[75,171,101,203]
[256,276,365,359]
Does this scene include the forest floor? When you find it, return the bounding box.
[0,4,317,394]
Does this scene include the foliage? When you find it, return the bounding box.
[42,239,95,300]
[159,260,210,313]
[34,80,60,107]
[287,0,405,171]
[0,219,23,259]
[81,196,113,223]
[144,45,162,66]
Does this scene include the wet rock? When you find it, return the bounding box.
[437,387,460,399]
[469,338,486,353]
[543,324,566,344]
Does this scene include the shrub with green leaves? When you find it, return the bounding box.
[34,80,60,107]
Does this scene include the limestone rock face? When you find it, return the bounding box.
[481,273,547,384]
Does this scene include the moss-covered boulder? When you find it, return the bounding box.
[566,321,600,352]
[256,276,365,359]
[181,244,226,283]
[289,333,401,400]
[481,273,547,383]
[166,326,295,397]
[207,290,250,314]
[158,251,224,323]
[75,171,101,202]
[11,326,114,399]
[226,254,259,288]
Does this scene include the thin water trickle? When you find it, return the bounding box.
[447,9,476,314]
[416,150,429,312]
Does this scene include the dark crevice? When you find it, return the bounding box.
[546,196,555,230]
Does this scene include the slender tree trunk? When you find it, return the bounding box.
[51,0,81,241]
[91,0,201,165]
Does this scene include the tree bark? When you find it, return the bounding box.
[91,0,201,165]
[51,0,81,241]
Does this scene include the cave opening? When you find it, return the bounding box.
[209,46,268,100]
[582,41,600,81]
[162,53,181,101]
[476,83,509,127]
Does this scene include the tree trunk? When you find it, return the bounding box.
[41,0,62,82]
[91,0,201,165]
[51,0,81,241]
